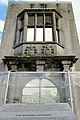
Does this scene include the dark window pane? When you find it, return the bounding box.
[19,29,23,43]
[56,17,59,28]
[20,18,24,27]
[18,18,24,29]
[37,14,43,25]
[45,14,52,25]
[28,14,35,25]
[19,14,24,28]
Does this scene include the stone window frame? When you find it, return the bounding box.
[14,9,62,47]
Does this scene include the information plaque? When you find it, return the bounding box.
[0,103,77,120]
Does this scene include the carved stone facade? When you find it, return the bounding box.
[24,44,54,57]
[0,2,80,71]
[0,3,80,120]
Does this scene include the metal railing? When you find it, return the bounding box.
[0,71,80,120]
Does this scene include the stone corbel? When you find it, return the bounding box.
[62,61,71,71]
[11,64,17,72]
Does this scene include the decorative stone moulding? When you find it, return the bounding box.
[24,44,55,57]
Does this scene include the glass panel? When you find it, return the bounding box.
[41,79,54,87]
[45,15,52,25]
[22,79,39,103]
[7,73,39,103]
[0,72,80,120]
[69,73,80,120]
[28,14,34,25]
[0,73,8,105]
[22,88,39,103]
[7,72,67,104]
[26,79,39,87]
[45,28,53,41]
[37,14,43,25]
[41,88,59,103]
[36,28,43,41]
[27,28,34,41]
[41,79,60,103]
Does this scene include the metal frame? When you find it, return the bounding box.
[0,71,80,107]
[4,71,11,104]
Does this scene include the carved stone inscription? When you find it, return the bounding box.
[0,103,77,120]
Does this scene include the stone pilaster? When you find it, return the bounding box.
[36,60,45,72]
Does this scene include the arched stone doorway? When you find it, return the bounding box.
[22,78,60,103]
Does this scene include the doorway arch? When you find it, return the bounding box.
[22,78,60,103]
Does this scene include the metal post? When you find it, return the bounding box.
[67,71,74,111]
[39,79,41,104]
[4,71,11,104]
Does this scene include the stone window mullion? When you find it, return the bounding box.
[23,12,28,42]
[34,14,37,41]
[57,18,60,44]
[43,13,45,41]
[52,12,57,42]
